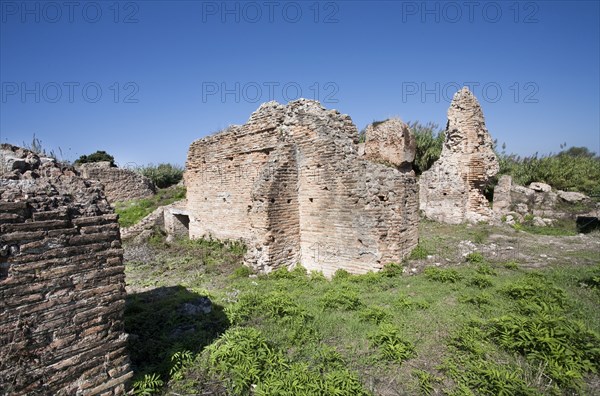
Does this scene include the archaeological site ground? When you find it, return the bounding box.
[1,89,599,395]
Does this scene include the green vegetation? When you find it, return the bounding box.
[497,145,600,196]
[137,163,184,188]
[114,186,186,227]
[409,121,445,175]
[408,122,599,196]
[74,150,116,166]
[124,222,600,395]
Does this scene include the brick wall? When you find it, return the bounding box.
[184,100,419,276]
[0,147,132,395]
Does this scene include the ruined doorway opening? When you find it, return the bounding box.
[174,214,190,232]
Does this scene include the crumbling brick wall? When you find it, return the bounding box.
[0,144,132,395]
[184,100,418,276]
[78,161,155,203]
[419,88,499,224]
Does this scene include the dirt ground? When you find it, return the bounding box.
[406,220,600,273]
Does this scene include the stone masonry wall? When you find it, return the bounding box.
[419,88,499,224]
[185,100,419,277]
[0,145,132,395]
[78,162,155,203]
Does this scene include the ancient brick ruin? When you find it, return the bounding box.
[493,176,598,228]
[78,161,155,203]
[184,100,419,276]
[0,144,132,395]
[419,88,499,224]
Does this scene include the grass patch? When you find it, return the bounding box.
[115,186,186,227]
[124,222,600,395]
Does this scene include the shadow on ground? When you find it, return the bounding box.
[124,285,229,380]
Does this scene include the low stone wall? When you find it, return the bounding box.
[0,145,132,395]
[78,162,155,203]
[493,176,598,226]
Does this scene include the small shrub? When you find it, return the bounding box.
[321,287,363,311]
[409,243,431,260]
[268,265,307,280]
[138,163,184,188]
[424,267,461,283]
[204,327,370,395]
[503,260,519,270]
[332,268,351,281]
[395,294,430,310]
[133,373,164,395]
[380,262,404,277]
[471,229,490,244]
[488,314,600,391]
[75,150,116,166]
[413,369,439,396]
[459,293,491,307]
[501,276,567,312]
[475,263,497,276]
[169,350,194,381]
[369,324,416,363]
[359,306,391,324]
[230,265,252,279]
[467,275,493,289]
[580,265,600,290]
[465,252,485,264]
[348,271,382,285]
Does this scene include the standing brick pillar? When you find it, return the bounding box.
[0,144,132,395]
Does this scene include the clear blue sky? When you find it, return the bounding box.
[1,0,599,166]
